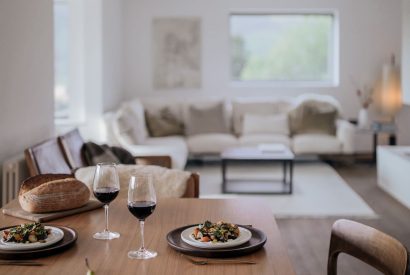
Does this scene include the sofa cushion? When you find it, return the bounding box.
[288,99,339,136]
[143,135,186,147]
[242,113,289,135]
[145,107,184,137]
[187,134,238,154]
[142,99,185,123]
[232,98,293,135]
[292,134,342,154]
[116,108,143,144]
[117,99,148,144]
[136,136,188,170]
[104,111,121,146]
[239,134,291,147]
[185,102,229,136]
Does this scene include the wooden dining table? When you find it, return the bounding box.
[0,197,295,274]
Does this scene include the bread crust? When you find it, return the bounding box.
[19,174,74,196]
[19,174,90,213]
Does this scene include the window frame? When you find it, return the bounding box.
[229,10,340,88]
[53,0,86,126]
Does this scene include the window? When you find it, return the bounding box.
[230,13,338,85]
[54,0,70,119]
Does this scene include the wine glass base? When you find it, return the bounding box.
[128,249,157,259]
[93,231,120,240]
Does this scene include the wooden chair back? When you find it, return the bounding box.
[182,172,200,198]
[58,128,87,170]
[25,138,72,177]
[328,219,409,275]
[135,155,172,169]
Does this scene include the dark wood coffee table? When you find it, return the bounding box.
[221,146,294,194]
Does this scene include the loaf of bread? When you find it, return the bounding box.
[19,174,90,213]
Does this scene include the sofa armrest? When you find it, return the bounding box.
[336,120,356,154]
[134,155,172,169]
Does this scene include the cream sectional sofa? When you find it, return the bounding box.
[104,95,356,170]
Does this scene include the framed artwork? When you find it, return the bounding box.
[152,17,201,89]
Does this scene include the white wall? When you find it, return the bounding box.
[84,0,124,115]
[0,0,54,163]
[122,0,402,119]
[102,0,123,112]
[403,0,410,104]
[397,0,410,145]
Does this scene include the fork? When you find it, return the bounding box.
[181,254,256,265]
[0,260,44,266]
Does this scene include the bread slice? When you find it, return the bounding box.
[19,174,90,213]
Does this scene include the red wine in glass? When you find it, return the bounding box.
[92,163,120,240]
[94,187,120,204]
[128,174,157,259]
[127,201,156,220]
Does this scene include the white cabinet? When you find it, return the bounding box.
[377,146,410,208]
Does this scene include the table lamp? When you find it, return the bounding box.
[375,55,402,121]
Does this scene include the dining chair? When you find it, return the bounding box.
[134,155,172,169]
[59,128,173,170]
[58,128,87,170]
[328,219,409,275]
[25,138,72,177]
[182,172,200,198]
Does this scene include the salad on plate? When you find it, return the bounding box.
[191,220,240,243]
[2,222,51,244]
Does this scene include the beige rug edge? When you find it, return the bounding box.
[191,162,378,219]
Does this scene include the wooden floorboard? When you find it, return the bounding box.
[276,163,410,275]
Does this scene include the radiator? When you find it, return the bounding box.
[1,154,29,207]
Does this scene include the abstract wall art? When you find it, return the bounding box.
[152,17,201,89]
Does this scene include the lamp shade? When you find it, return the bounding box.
[375,57,402,116]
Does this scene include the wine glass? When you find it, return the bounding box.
[92,163,120,240]
[127,174,157,259]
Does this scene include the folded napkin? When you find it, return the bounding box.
[75,164,191,198]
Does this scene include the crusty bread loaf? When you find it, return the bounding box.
[19,174,90,213]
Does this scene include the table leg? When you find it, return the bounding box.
[389,134,397,145]
[373,133,377,163]
[282,161,287,184]
[289,160,293,194]
[222,159,227,193]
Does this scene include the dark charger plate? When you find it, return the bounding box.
[166,224,267,258]
[0,225,77,260]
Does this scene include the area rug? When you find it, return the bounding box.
[186,162,377,219]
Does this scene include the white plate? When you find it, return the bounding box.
[0,226,64,251]
[181,226,252,249]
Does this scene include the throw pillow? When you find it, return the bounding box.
[185,103,229,136]
[288,100,338,135]
[242,113,290,135]
[145,107,184,137]
[123,100,149,139]
[82,142,120,165]
[82,142,136,165]
[116,106,145,144]
[111,146,136,165]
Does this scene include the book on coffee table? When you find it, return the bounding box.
[257,143,287,153]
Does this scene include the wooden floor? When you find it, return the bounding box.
[276,163,410,275]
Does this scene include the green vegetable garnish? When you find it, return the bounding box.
[85,258,95,275]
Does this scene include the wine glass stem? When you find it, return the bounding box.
[139,220,145,250]
[104,204,109,232]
